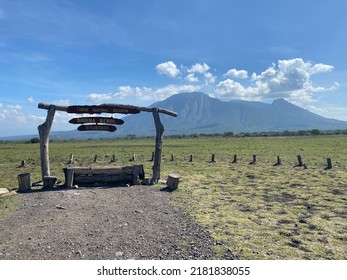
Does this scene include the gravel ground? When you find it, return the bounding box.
[0,185,235,260]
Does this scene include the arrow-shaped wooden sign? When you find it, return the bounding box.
[77,124,117,132]
[69,117,124,125]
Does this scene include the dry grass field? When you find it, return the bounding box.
[1,135,346,259]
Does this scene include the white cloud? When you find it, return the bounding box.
[155,61,180,78]
[27,96,34,103]
[0,103,46,136]
[185,73,199,83]
[214,58,338,105]
[215,79,259,101]
[305,105,328,115]
[87,84,200,104]
[204,72,216,84]
[187,63,210,74]
[153,84,200,100]
[224,68,249,79]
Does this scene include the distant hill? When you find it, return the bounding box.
[116,92,347,136]
[2,92,347,141]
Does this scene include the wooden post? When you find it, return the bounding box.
[151,108,165,184]
[94,155,98,163]
[19,160,26,168]
[68,154,74,164]
[167,174,180,191]
[297,155,303,166]
[170,154,174,161]
[18,173,31,192]
[189,155,193,162]
[38,105,55,179]
[43,176,57,189]
[294,155,304,167]
[65,168,74,187]
[110,154,116,162]
[250,155,256,164]
[326,158,332,170]
[274,156,282,166]
[131,153,136,161]
[149,151,154,162]
[231,154,238,163]
[210,154,217,163]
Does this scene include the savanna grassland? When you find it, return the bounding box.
[1,135,347,259]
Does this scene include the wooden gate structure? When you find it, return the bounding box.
[37,103,177,185]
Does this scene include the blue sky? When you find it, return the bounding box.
[1,0,347,136]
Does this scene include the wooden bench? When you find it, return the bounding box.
[63,165,145,187]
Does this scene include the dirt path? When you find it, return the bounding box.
[0,185,235,260]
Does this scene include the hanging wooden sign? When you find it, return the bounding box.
[77,124,117,132]
[69,117,124,125]
[67,105,140,114]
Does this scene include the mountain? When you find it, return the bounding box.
[2,92,347,141]
[116,92,347,135]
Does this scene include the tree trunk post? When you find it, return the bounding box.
[250,155,256,164]
[110,154,116,162]
[274,156,282,166]
[326,158,332,170]
[43,176,57,189]
[38,105,55,179]
[68,154,74,164]
[170,154,174,161]
[297,155,303,166]
[94,155,98,162]
[151,108,165,184]
[231,154,237,163]
[189,155,193,162]
[210,153,217,163]
[18,173,31,192]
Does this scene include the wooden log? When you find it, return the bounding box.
[210,154,217,163]
[167,174,180,191]
[43,176,57,189]
[231,154,238,164]
[18,173,31,192]
[274,156,282,166]
[249,155,256,164]
[326,158,332,170]
[189,155,193,162]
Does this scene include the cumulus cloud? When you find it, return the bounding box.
[185,73,199,83]
[184,62,216,85]
[0,103,46,136]
[27,96,34,103]
[224,68,249,79]
[88,84,200,104]
[153,84,200,100]
[155,61,181,78]
[214,58,337,104]
[187,63,210,74]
